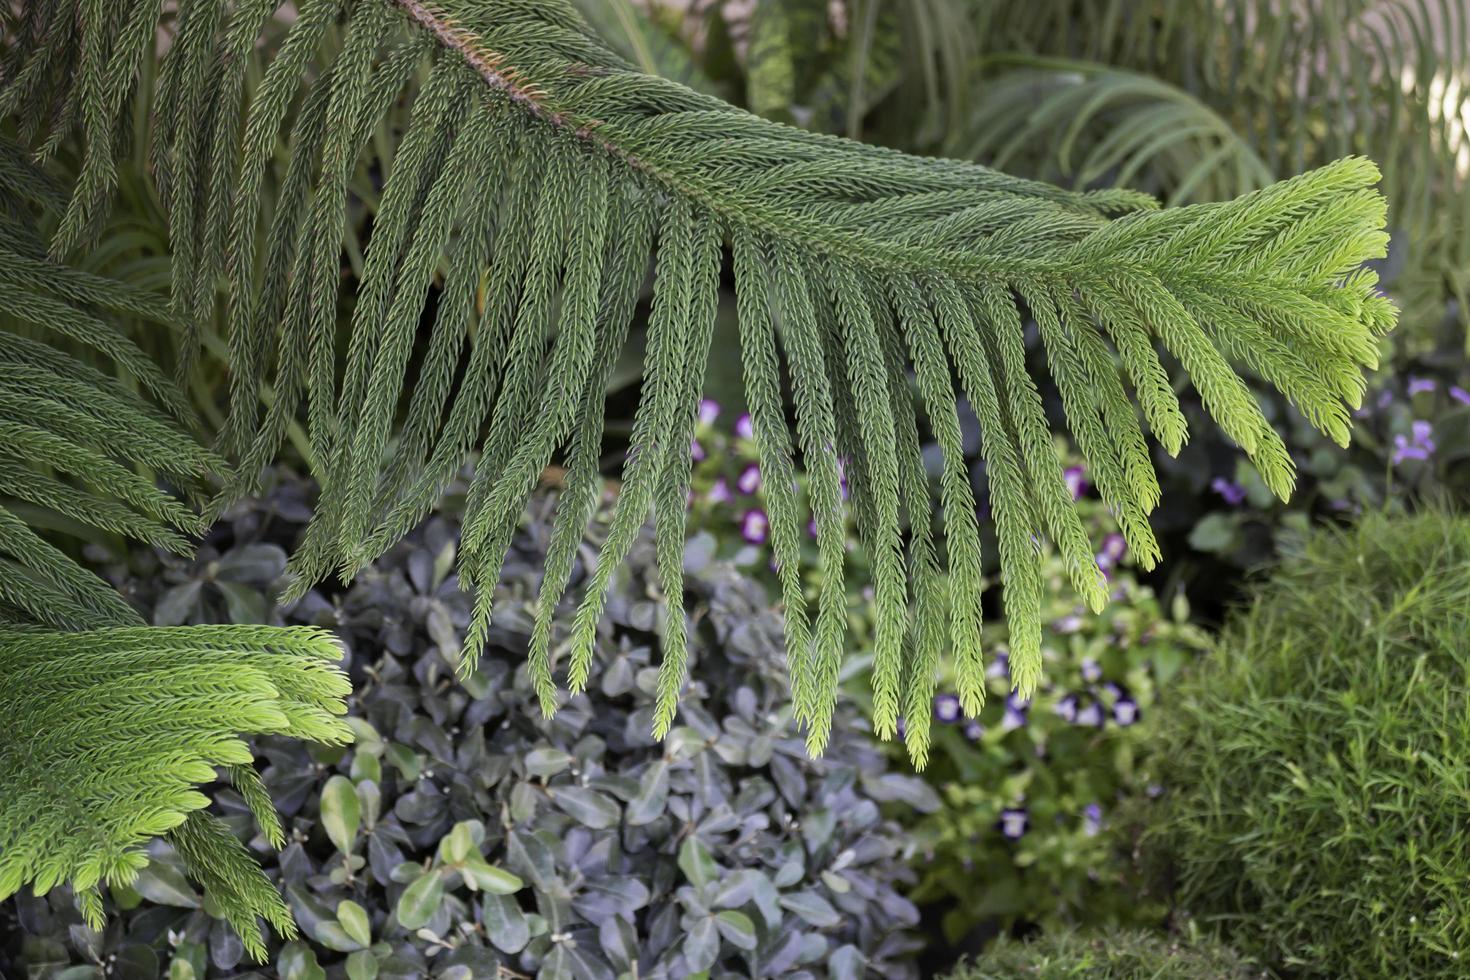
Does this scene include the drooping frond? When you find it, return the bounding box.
[4,0,1396,764]
[0,163,216,627]
[0,625,351,957]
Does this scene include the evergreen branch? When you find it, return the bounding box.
[3,0,1397,764]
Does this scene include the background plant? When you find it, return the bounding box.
[1148,510,1470,977]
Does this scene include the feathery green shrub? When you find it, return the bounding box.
[943,928,1264,980]
[1151,511,1470,977]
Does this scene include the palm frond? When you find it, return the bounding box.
[966,0,1469,345]
[3,0,1397,764]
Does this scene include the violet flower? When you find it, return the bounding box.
[1075,702,1104,727]
[707,478,732,505]
[739,509,769,544]
[1054,695,1079,723]
[1451,386,1470,406]
[1210,476,1247,506]
[1064,464,1088,501]
[1083,803,1103,837]
[690,437,706,462]
[1081,658,1102,683]
[1408,376,1437,396]
[933,693,962,724]
[999,808,1029,840]
[1096,533,1127,570]
[735,413,754,439]
[963,720,985,741]
[1392,420,1435,465]
[698,398,721,426]
[737,463,762,495]
[1114,699,1140,726]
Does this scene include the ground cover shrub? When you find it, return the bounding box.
[1151,510,1470,977]
[942,927,1263,980]
[4,473,930,979]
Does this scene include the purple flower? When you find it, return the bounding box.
[1054,695,1078,723]
[698,398,721,426]
[1001,706,1027,732]
[737,464,762,495]
[807,517,819,539]
[933,693,962,723]
[1392,420,1436,465]
[1064,465,1088,501]
[1210,477,1247,506]
[735,413,754,439]
[739,509,769,544]
[1114,699,1140,726]
[963,720,985,741]
[1081,658,1102,683]
[1054,614,1083,634]
[1097,533,1127,570]
[1451,386,1470,406]
[987,651,1010,678]
[999,808,1029,840]
[1147,783,1165,799]
[1408,376,1438,396]
[1102,681,1123,699]
[1083,803,1103,837]
[691,438,706,462]
[1075,702,1104,727]
[707,478,732,505]
[1006,692,1030,713]
[1378,389,1395,409]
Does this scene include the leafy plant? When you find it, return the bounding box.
[7,475,932,978]
[1150,510,1470,977]
[942,927,1263,980]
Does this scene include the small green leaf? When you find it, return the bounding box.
[550,786,620,829]
[462,860,524,895]
[714,909,758,950]
[524,747,574,778]
[396,870,444,930]
[320,775,360,853]
[678,836,718,889]
[337,900,372,947]
[345,950,378,980]
[438,820,479,864]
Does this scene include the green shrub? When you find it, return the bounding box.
[7,473,929,979]
[943,928,1263,980]
[1153,511,1470,977]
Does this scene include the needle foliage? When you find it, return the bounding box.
[2,0,1397,766]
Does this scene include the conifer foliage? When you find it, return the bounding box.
[4,0,1397,766]
[0,112,350,956]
